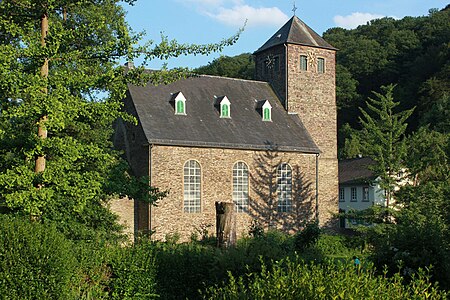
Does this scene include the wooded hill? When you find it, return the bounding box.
[195,6,449,158]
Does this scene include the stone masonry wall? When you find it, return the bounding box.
[148,145,330,242]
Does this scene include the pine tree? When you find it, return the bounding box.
[359,84,414,207]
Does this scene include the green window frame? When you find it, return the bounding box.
[317,58,325,73]
[221,104,229,118]
[300,55,308,71]
[263,107,271,121]
[176,100,185,114]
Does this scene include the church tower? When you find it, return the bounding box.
[254,16,338,225]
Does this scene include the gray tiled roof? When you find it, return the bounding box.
[339,157,377,185]
[254,16,337,54]
[128,75,320,153]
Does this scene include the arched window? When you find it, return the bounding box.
[233,162,249,212]
[263,107,271,121]
[176,99,185,114]
[221,103,230,118]
[277,163,292,212]
[184,160,201,213]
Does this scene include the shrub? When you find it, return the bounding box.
[0,215,79,299]
[108,240,158,299]
[202,257,448,299]
[294,222,321,252]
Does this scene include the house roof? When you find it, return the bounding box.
[127,75,320,153]
[254,16,337,54]
[339,157,377,185]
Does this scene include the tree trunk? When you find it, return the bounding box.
[35,13,48,175]
[215,202,236,248]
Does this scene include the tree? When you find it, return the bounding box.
[0,0,240,239]
[195,53,255,80]
[358,84,414,207]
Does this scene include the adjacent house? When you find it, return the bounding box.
[338,157,385,228]
[113,16,339,241]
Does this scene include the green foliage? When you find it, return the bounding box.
[0,215,79,300]
[294,222,321,252]
[358,84,414,204]
[324,8,450,145]
[195,53,255,80]
[202,257,448,299]
[108,240,158,299]
[0,0,240,239]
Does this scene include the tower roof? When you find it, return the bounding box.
[254,16,337,54]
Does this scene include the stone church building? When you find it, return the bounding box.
[113,16,338,241]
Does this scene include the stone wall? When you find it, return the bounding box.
[148,145,327,242]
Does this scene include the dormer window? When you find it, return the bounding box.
[256,100,272,122]
[170,91,186,115]
[215,96,231,118]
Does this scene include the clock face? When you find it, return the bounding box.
[265,55,275,69]
[307,51,317,70]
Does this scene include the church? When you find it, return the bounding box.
[112,15,338,241]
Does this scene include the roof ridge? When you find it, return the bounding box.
[197,74,269,84]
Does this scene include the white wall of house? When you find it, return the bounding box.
[338,179,385,228]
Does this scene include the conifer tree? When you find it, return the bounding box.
[359,84,414,207]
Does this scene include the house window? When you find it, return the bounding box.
[339,188,345,202]
[176,99,185,114]
[183,160,201,213]
[351,187,357,202]
[233,162,249,213]
[363,187,369,202]
[277,163,292,212]
[221,103,230,118]
[317,58,325,73]
[300,55,308,71]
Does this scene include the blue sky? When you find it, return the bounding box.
[122,0,448,69]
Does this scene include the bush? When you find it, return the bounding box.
[202,257,448,299]
[0,215,79,299]
[294,222,321,252]
[108,240,158,299]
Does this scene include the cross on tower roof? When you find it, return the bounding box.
[292,1,298,16]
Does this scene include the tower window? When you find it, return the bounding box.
[300,55,308,71]
[317,58,325,73]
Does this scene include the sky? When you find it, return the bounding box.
[122,0,448,69]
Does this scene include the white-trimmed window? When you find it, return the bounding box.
[363,187,369,202]
[339,188,345,202]
[263,101,272,121]
[183,160,201,213]
[217,96,231,118]
[277,163,292,212]
[351,187,357,202]
[317,58,325,73]
[233,162,249,213]
[300,55,308,71]
[172,91,186,115]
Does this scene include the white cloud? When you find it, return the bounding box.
[207,5,288,27]
[333,12,387,29]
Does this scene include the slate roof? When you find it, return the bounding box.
[339,157,377,185]
[254,16,337,54]
[127,75,320,153]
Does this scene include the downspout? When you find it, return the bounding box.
[284,43,289,111]
[315,154,319,222]
[148,144,153,239]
